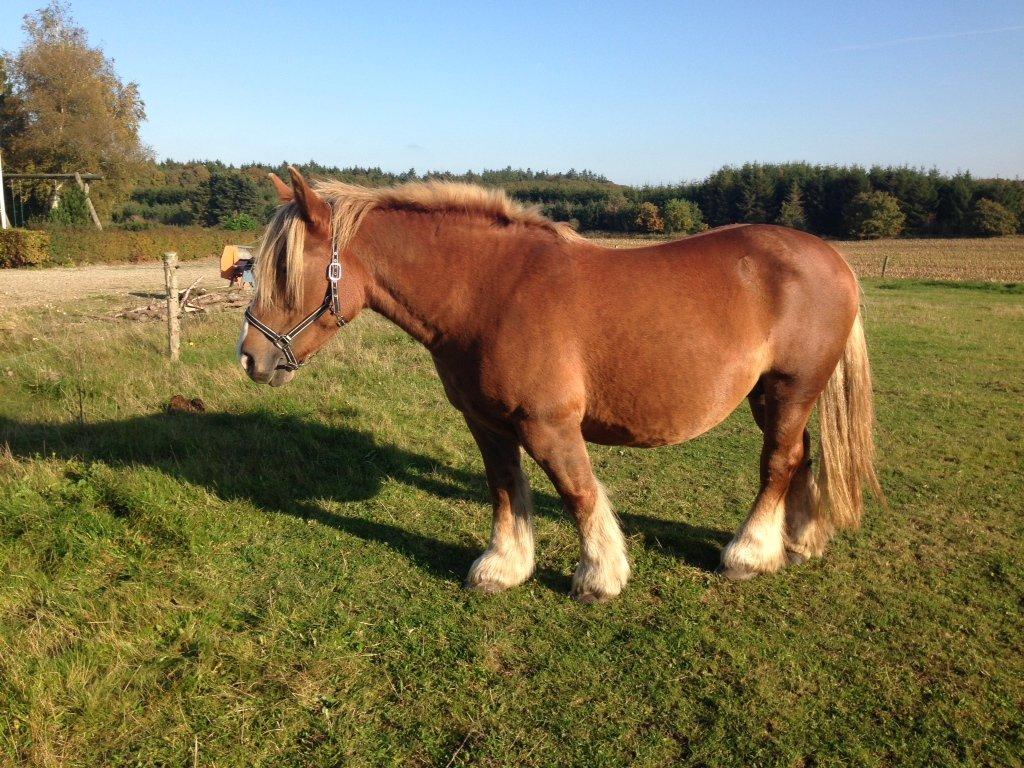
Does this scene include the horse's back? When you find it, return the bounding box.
[592,224,854,288]
[580,224,859,348]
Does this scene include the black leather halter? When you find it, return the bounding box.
[243,240,345,371]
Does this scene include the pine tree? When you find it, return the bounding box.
[736,164,772,223]
[776,182,807,230]
[936,173,973,234]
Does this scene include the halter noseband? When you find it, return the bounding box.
[243,237,346,372]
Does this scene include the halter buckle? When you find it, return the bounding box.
[327,259,342,284]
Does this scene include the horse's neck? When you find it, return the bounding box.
[356,210,488,350]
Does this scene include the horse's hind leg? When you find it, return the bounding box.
[518,419,630,602]
[721,378,817,580]
[781,429,831,564]
[747,385,831,564]
[464,418,535,593]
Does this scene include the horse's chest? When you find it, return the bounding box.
[432,345,585,424]
[431,353,519,421]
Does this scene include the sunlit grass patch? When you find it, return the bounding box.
[1,282,1022,766]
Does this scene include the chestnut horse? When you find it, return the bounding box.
[238,166,881,602]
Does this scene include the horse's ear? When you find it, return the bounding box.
[287,165,331,232]
[268,173,293,202]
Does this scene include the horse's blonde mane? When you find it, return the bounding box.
[253,202,307,312]
[254,179,582,311]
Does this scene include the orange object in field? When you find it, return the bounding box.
[221,244,255,282]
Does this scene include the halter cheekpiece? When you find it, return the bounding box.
[244,230,346,372]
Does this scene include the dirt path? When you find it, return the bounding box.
[0,257,221,309]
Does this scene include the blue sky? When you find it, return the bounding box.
[3,1,1023,184]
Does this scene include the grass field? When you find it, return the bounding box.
[1,275,1023,766]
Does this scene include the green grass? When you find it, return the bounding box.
[1,281,1022,767]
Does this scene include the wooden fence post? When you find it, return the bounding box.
[881,252,890,279]
[163,251,180,361]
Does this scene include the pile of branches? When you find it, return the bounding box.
[115,279,250,321]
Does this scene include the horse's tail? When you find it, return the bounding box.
[816,310,884,530]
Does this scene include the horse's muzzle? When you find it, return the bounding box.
[240,352,295,387]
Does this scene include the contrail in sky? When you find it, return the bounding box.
[832,24,1024,52]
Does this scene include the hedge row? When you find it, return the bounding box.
[43,227,246,266]
[0,229,51,267]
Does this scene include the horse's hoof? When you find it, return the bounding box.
[570,587,613,604]
[719,534,786,580]
[785,549,808,566]
[464,578,509,595]
[716,563,759,581]
[570,556,629,604]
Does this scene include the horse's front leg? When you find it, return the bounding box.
[463,418,536,593]
[518,419,630,603]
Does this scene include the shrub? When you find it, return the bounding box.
[44,227,243,266]
[119,218,153,231]
[844,191,905,239]
[662,198,706,235]
[47,186,93,228]
[969,198,1017,237]
[634,202,665,234]
[114,200,198,226]
[129,186,192,206]
[0,228,51,267]
[220,213,260,231]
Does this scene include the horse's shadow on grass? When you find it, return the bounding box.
[0,410,728,588]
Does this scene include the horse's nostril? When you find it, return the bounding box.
[240,353,253,374]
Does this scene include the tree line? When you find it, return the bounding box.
[108,160,1023,238]
[2,3,1022,239]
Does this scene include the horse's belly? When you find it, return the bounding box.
[580,347,765,447]
[581,395,740,447]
